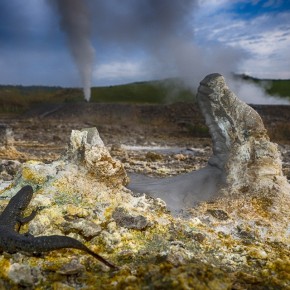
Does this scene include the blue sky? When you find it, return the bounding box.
[0,0,289,88]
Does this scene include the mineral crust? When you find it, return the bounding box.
[0,75,289,289]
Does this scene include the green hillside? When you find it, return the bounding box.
[0,76,289,113]
[0,85,74,113]
[239,75,290,98]
[0,79,195,113]
[91,79,194,104]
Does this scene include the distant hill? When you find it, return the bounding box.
[237,74,290,98]
[0,76,289,113]
[0,85,81,113]
[91,78,194,104]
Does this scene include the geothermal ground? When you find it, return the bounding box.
[0,102,290,289]
[1,102,290,181]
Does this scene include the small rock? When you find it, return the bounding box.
[248,248,268,259]
[145,151,163,161]
[65,204,89,218]
[0,160,21,175]
[173,154,186,161]
[125,275,138,283]
[112,207,148,230]
[192,232,206,243]
[0,171,13,181]
[207,209,229,220]
[57,260,85,275]
[236,226,255,242]
[8,263,34,286]
[62,218,102,239]
[190,217,202,226]
[170,240,186,248]
[31,194,52,208]
[167,246,191,266]
[118,250,135,259]
[0,123,14,147]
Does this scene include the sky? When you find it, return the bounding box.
[0,0,289,97]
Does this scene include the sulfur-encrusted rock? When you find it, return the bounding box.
[67,127,128,187]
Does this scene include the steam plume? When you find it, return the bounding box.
[89,0,199,82]
[49,0,95,101]
[87,0,286,104]
[48,0,287,104]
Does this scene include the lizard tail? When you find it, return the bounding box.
[81,247,118,269]
[29,235,118,269]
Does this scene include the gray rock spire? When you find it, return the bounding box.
[128,74,289,212]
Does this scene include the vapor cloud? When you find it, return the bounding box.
[48,0,95,101]
[85,0,284,104]
[89,0,202,85]
[1,0,288,104]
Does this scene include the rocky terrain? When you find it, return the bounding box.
[0,80,290,289]
[1,101,290,181]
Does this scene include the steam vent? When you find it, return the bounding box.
[0,74,289,289]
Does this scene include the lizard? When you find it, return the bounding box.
[0,185,117,269]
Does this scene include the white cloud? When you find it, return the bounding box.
[195,3,290,79]
[198,0,229,10]
[93,60,152,85]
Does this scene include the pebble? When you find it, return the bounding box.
[57,260,85,275]
[207,209,229,220]
[248,248,268,259]
[8,263,34,286]
[112,207,148,230]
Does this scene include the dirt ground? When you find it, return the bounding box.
[0,102,290,181]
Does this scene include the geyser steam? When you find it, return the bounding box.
[48,0,286,104]
[49,0,95,101]
[86,0,283,104]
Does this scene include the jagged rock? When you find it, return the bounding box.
[112,207,149,230]
[0,127,130,239]
[0,160,21,181]
[128,73,290,212]
[67,128,128,187]
[197,73,289,198]
[0,123,14,148]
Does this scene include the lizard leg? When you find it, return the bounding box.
[18,209,38,224]
[16,209,38,232]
